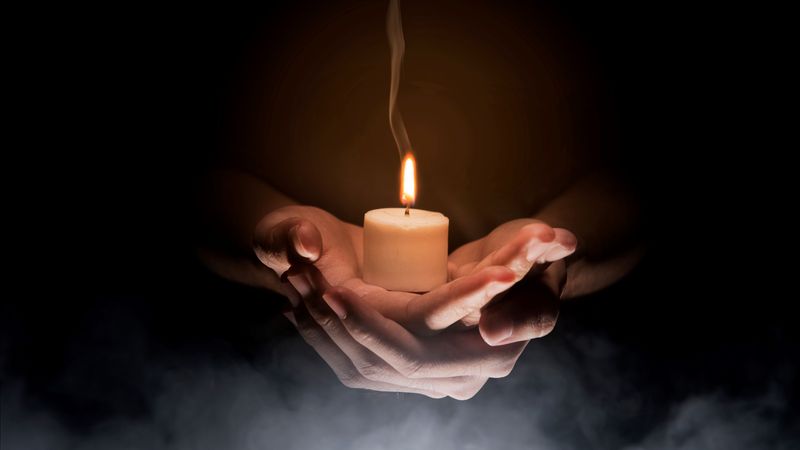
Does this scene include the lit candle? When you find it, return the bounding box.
[363,153,449,292]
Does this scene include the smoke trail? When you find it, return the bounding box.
[387,0,412,159]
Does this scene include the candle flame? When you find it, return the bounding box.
[401,153,416,207]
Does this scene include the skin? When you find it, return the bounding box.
[197,168,640,399]
[195,1,643,400]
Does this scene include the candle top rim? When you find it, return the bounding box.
[365,208,449,226]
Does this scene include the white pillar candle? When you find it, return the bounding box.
[363,208,449,292]
[362,153,449,292]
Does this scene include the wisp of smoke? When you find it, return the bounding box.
[387,0,412,159]
[1,304,794,450]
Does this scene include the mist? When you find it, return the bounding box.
[2,291,795,450]
[3,1,795,449]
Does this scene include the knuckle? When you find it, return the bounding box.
[528,312,558,338]
[448,377,488,400]
[297,326,326,346]
[423,391,447,399]
[449,388,479,401]
[355,359,387,381]
[489,359,516,378]
[400,358,427,379]
[337,371,366,389]
[315,313,339,330]
[348,324,377,346]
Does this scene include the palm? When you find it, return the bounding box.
[258,207,574,337]
[255,207,575,398]
[290,211,517,334]
[447,219,577,328]
[308,222,421,323]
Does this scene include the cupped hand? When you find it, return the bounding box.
[284,263,527,399]
[448,219,577,345]
[253,206,517,332]
[252,206,528,398]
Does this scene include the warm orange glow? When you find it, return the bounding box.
[401,153,416,207]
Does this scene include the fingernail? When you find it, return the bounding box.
[480,314,514,346]
[486,280,514,298]
[322,291,347,320]
[290,225,318,260]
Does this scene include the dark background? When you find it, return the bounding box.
[4,1,796,448]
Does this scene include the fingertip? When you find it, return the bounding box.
[479,312,514,346]
[542,245,575,262]
[521,223,556,243]
[540,229,577,262]
[493,309,559,345]
[291,222,322,261]
[553,228,578,251]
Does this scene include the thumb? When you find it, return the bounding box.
[478,261,565,346]
[253,216,323,277]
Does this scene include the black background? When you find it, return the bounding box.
[4,1,796,448]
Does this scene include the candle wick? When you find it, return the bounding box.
[404,204,410,216]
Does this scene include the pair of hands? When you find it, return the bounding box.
[254,206,576,399]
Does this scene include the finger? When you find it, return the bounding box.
[345,265,515,331]
[325,286,527,378]
[449,377,490,401]
[292,299,445,398]
[431,328,528,379]
[405,266,516,334]
[279,279,302,308]
[479,271,561,346]
[300,273,483,397]
[447,261,459,281]
[543,228,578,261]
[468,223,575,280]
[472,223,554,278]
[284,263,329,302]
[253,217,323,276]
[450,262,478,280]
